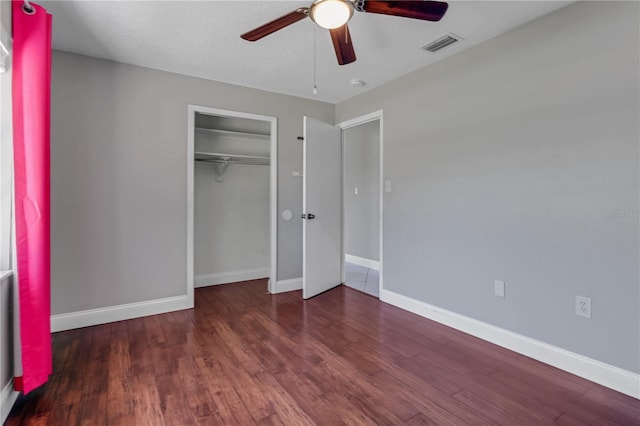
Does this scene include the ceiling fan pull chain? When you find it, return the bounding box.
[313,25,318,95]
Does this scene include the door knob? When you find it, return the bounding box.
[301,213,316,220]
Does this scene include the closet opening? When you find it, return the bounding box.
[187,106,277,297]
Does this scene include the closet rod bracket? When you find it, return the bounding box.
[215,157,230,183]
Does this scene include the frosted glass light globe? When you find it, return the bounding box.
[310,0,354,30]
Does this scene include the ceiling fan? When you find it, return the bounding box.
[241,0,449,66]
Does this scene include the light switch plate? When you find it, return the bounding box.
[494,280,505,298]
[385,180,392,192]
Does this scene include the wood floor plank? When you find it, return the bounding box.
[106,321,134,425]
[452,388,552,425]
[49,326,94,425]
[6,330,77,426]
[193,355,256,424]
[173,347,218,421]
[583,386,640,420]
[489,369,639,425]
[7,280,639,425]
[77,324,111,425]
[555,412,596,425]
[271,369,369,426]
[126,319,167,426]
[196,292,316,424]
[366,370,492,426]
[452,388,534,425]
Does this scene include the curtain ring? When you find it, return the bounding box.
[22,0,35,15]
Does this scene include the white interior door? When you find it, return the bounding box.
[302,116,342,299]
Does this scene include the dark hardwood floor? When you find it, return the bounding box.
[7,280,640,425]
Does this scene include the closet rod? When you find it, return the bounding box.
[195,151,269,166]
[195,158,269,166]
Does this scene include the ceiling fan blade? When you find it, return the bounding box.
[241,8,308,41]
[361,1,448,22]
[329,24,356,66]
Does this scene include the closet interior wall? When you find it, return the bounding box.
[193,113,270,287]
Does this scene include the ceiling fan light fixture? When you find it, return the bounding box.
[310,0,354,30]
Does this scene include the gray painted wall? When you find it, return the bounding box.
[343,120,380,261]
[336,1,640,373]
[51,51,333,315]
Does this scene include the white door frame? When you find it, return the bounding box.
[337,110,384,297]
[187,105,278,304]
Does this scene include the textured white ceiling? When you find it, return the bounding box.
[44,1,571,103]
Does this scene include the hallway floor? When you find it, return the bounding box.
[344,262,379,298]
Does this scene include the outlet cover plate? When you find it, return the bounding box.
[575,295,591,318]
[494,280,505,298]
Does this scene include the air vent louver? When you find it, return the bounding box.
[422,33,461,53]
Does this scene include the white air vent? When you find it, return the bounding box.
[422,33,461,53]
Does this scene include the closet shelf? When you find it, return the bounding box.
[195,151,270,166]
[195,127,270,141]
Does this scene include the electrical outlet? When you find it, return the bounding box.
[575,296,591,318]
[494,280,505,298]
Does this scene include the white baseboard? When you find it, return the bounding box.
[51,295,193,332]
[380,289,640,399]
[271,277,302,294]
[345,254,380,271]
[1,379,19,424]
[194,268,269,288]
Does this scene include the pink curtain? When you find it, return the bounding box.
[12,0,52,394]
